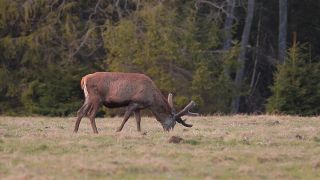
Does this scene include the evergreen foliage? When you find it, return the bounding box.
[104,1,233,112]
[267,44,320,115]
[0,0,319,116]
[0,0,106,115]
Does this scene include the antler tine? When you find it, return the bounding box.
[167,93,174,111]
[187,112,200,116]
[175,101,198,117]
[176,118,193,127]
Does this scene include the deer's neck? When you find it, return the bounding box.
[150,95,175,130]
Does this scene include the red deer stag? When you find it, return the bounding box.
[74,72,198,133]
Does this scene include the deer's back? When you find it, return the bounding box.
[83,72,160,107]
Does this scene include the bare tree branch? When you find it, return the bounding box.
[114,0,123,19]
[68,25,104,60]
[195,0,237,21]
[89,0,102,20]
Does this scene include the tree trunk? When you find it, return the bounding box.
[223,0,236,50]
[231,0,255,113]
[278,0,287,63]
[223,0,236,78]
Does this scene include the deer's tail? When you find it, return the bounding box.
[80,76,89,99]
[78,76,92,117]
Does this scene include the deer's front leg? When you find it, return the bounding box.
[134,110,141,132]
[116,103,139,132]
[116,110,132,132]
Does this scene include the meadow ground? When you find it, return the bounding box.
[0,115,320,179]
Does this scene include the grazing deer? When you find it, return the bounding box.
[74,72,198,133]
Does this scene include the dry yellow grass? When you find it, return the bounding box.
[1,115,320,179]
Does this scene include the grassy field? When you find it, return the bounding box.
[0,115,320,179]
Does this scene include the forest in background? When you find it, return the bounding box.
[0,0,319,116]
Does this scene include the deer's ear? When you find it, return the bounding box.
[167,93,174,110]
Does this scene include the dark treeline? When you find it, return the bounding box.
[0,0,319,116]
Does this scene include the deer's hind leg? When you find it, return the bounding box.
[74,97,101,134]
[74,101,89,133]
[87,98,102,134]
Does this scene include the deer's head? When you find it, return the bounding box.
[162,93,199,131]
